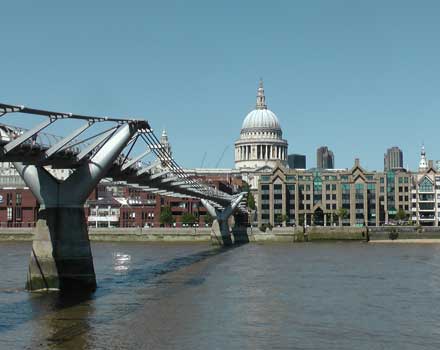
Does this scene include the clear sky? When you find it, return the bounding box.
[1,0,440,171]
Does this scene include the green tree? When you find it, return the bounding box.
[204,213,214,226]
[241,181,250,192]
[275,213,283,225]
[247,191,256,210]
[298,215,304,227]
[181,212,197,226]
[159,206,174,227]
[336,207,348,226]
[396,208,407,223]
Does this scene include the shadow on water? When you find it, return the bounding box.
[232,226,250,244]
[0,244,241,342]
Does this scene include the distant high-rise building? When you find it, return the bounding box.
[384,146,403,171]
[316,146,334,169]
[288,154,306,169]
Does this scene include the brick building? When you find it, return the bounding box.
[0,187,38,227]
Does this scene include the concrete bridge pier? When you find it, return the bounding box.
[13,123,138,292]
[201,194,245,246]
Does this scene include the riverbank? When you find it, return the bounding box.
[369,239,440,244]
[3,225,440,243]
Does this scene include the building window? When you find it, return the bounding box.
[16,193,22,206]
[7,207,12,221]
[355,183,364,191]
[419,177,434,192]
[15,207,22,221]
[6,193,12,206]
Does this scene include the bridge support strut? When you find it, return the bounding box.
[201,194,245,246]
[13,123,138,292]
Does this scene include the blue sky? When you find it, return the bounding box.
[1,1,440,171]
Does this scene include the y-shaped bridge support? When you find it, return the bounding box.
[201,193,245,246]
[13,123,138,292]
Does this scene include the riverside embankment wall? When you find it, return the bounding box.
[2,226,440,243]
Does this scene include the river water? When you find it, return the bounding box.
[1,241,440,349]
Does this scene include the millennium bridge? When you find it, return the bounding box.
[0,103,246,292]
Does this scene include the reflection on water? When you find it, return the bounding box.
[113,252,131,272]
[2,242,440,349]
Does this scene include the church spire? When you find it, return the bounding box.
[160,128,172,157]
[256,78,267,110]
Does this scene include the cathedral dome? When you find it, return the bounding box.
[241,109,281,132]
[234,79,288,170]
[240,80,282,134]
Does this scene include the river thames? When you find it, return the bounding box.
[1,241,440,349]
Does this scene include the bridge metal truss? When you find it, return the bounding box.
[0,103,245,209]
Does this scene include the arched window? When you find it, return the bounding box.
[419,177,433,192]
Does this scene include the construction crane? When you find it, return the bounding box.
[215,145,229,168]
[200,151,207,168]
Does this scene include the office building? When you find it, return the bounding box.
[288,154,306,169]
[384,146,403,171]
[316,146,334,169]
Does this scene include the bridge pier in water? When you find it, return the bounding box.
[13,123,138,292]
[201,194,245,246]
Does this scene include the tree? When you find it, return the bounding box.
[181,212,197,226]
[298,214,304,227]
[396,208,408,224]
[336,207,348,226]
[275,213,283,225]
[241,181,250,192]
[247,191,256,211]
[204,213,214,226]
[159,206,174,227]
